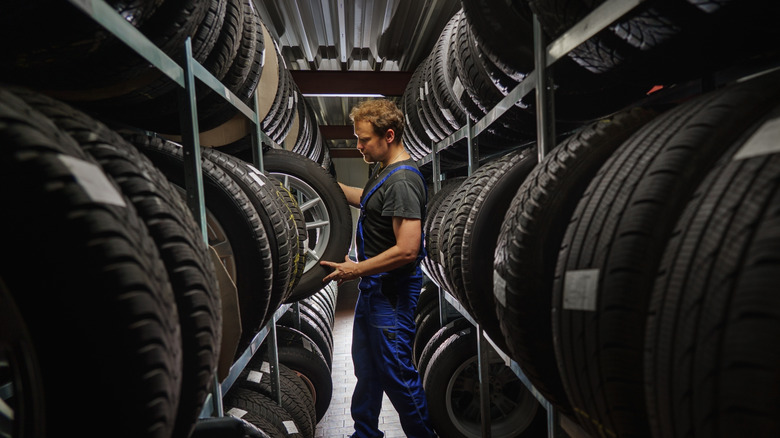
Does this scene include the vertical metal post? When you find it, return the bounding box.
[533,14,556,162]
[211,375,224,417]
[177,37,207,243]
[268,321,283,406]
[465,117,492,436]
[477,325,492,438]
[431,138,448,327]
[466,119,479,175]
[533,12,565,438]
[432,140,441,194]
[292,301,302,331]
[251,92,266,173]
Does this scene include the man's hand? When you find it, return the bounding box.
[320,255,360,285]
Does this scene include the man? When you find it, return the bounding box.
[320,99,436,438]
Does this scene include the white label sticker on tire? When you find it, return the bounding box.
[261,361,271,373]
[247,370,264,383]
[58,155,126,207]
[302,338,312,352]
[441,108,455,123]
[226,408,247,419]
[733,115,780,160]
[453,77,464,101]
[493,271,507,307]
[563,269,599,311]
[283,420,299,434]
[248,170,266,186]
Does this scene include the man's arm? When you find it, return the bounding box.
[320,216,421,284]
[339,182,363,208]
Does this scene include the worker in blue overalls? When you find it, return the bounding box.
[320,99,436,438]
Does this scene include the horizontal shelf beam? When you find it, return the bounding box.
[291,71,413,96]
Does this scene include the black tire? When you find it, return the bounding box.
[0,89,182,438]
[423,327,544,438]
[492,107,656,415]
[265,326,333,422]
[278,308,334,370]
[236,360,315,438]
[425,178,467,296]
[192,415,274,438]
[529,0,780,89]
[262,149,352,302]
[645,104,780,438]
[10,86,224,438]
[0,0,202,90]
[196,0,265,131]
[304,290,335,329]
[270,178,308,299]
[414,282,440,324]
[423,177,466,282]
[223,387,303,438]
[416,317,472,381]
[429,11,467,133]
[0,281,45,438]
[202,147,293,317]
[552,69,780,438]
[450,149,538,354]
[412,303,441,368]
[122,133,274,355]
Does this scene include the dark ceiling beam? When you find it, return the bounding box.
[329,148,364,159]
[320,124,355,140]
[290,71,412,96]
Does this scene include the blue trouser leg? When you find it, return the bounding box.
[350,272,436,438]
[351,289,384,438]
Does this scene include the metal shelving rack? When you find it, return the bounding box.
[65,0,291,420]
[418,1,647,437]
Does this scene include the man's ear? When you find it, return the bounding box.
[385,128,395,144]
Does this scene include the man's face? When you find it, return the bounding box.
[354,120,390,164]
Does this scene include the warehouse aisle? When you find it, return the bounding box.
[314,282,404,438]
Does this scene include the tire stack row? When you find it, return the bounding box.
[0,0,331,170]
[0,87,222,438]
[0,82,352,438]
[410,283,546,438]
[404,0,779,173]
[423,67,780,437]
[223,283,338,438]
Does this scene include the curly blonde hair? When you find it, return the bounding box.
[349,99,405,142]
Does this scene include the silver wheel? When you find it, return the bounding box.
[269,172,330,273]
[445,351,538,437]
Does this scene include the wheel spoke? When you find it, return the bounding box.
[299,197,322,212]
[306,219,329,230]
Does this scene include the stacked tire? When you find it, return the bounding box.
[0,82,350,437]
[404,0,779,173]
[223,283,338,438]
[0,87,222,438]
[489,68,780,438]
[0,0,331,170]
[411,285,546,438]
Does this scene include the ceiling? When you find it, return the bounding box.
[251,0,462,151]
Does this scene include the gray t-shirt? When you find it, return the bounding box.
[359,159,426,265]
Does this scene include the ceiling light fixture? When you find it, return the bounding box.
[301,93,385,98]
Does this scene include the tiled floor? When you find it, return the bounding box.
[314,282,404,438]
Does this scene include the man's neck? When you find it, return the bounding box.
[381,144,407,169]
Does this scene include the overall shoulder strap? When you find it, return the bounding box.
[360,165,426,208]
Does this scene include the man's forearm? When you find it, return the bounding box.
[353,245,418,278]
[339,182,363,207]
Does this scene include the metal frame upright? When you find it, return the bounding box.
[65,0,293,420]
[418,1,648,437]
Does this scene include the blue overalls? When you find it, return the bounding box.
[351,165,436,438]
